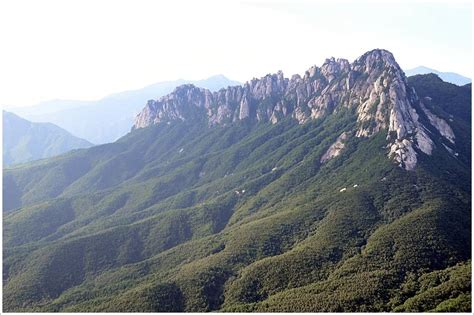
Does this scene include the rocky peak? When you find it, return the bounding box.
[320,57,350,81]
[133,49,456,170]
[353,49,400,73]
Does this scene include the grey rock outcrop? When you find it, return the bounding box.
[419,102,455,143]
[321,132,349,163]
[133,49,454,170]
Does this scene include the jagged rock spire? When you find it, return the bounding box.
[133,49,456,170]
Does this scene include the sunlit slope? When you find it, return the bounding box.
[2,75,471,312]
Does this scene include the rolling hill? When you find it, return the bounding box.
[3,111,93,166]
[405,66,471,86]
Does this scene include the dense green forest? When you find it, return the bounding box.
[2,74,471,312]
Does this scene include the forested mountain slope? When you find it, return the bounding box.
[3,111,93,166]
[405,66,471,86]
[2,50,471,312]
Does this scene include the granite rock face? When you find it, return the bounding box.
[320,132,349,163]
[133,49,454,170]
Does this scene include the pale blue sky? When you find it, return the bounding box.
[0,0,471,107]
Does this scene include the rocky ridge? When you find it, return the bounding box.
[133,49,456,170]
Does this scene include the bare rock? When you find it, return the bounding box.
[420,102,455,143]
[321,132,349,163]
[389,139,417,171]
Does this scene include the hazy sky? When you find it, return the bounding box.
[0,0,471,107]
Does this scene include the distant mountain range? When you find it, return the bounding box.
[8,75,240,144]
[405,66,471,86]
[3,49,471,312]
[3,111,92,166]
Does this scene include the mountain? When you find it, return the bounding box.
[3,49,471,312]
[405,66,471,86]
[2,111,93,166]
[134,50,463,171]
[8,75,240,144]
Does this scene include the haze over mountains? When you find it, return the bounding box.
[405,66,471,86]
[3,49,471,312]
[2,111,92,166]
[8,75,240,144]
